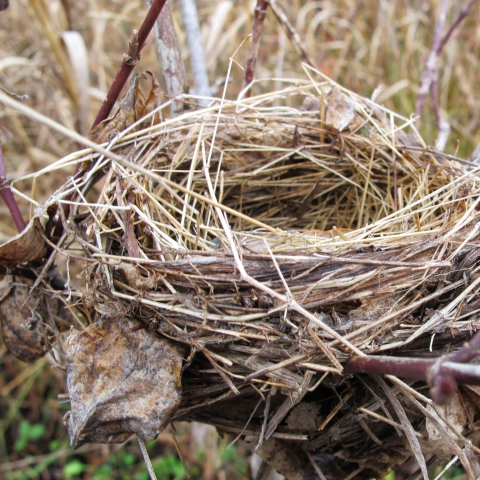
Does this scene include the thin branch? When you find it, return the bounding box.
[180,0,210,105]
[414,0,449,124]
[344,330,480,405]
[0,140,26,233]
[415,0,477,127]
[60,0,73,30]
[345,356,436,381]
[244,0,270,93]
[91,0,168,129]
[269,0,314,67]
[449,329,480,363]
[137,436,158,480]
[438,0,478,53]
[432,73,451,151]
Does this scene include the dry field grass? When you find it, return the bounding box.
[0,0,479,478]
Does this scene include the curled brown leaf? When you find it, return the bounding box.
[0,216,46,268]
[63,316,184,448]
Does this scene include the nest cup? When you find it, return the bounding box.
[60,74,480,478]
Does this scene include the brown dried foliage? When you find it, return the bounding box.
[63,316,183,448]
[46,78,480,478]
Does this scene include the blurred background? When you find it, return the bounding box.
[1,0,479,478]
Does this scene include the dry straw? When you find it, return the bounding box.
[33,67,480,478]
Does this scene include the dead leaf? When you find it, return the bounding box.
[63,316,183,448]
[89,73,140,144]
[422,392,468,458]
[0,283,54,362]
[326,88,356,132]
[134,71,162,125]
[0,216,46,268]
[285,402,319,433]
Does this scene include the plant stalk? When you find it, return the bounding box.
[91,0,168,129]
[0,141,26,233]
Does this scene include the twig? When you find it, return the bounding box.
[449,329,480,363]
[376,376,429,479]
[92,0,168,129]
[244,0,270,94]
[438,0,478,53]
[432,74,451,151]
[137,436,158,480]
[344,331,480,405]
[180,0,210,105]
[414,0,448,124]
[169,424,190,478]
[433,456,459,480]
[149,0,187,109]
[415,0,477,127]
[269,0,314,67]
[60,0,72,30]
[0,140,26,233]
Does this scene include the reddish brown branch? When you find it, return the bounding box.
[244,0,270,93]
[345,356,433,381]
[345,331,480,405]
[449,329,480,363]
[0,140,26,233]
[91,0,168,130]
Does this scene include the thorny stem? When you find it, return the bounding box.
[244,0,270,94]
[0,140,26,233]
[91,0,168,130]
[345,330,480,405]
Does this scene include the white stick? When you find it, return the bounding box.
[180,0,210,104]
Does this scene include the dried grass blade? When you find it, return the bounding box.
[391,376,476,479]
[376,377,428,480]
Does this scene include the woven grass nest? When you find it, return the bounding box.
[54,73,480,479]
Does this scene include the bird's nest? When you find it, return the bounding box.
[47,72,480,479]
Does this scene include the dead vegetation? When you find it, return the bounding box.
[2,1,480,479]
[31,67,477,479]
